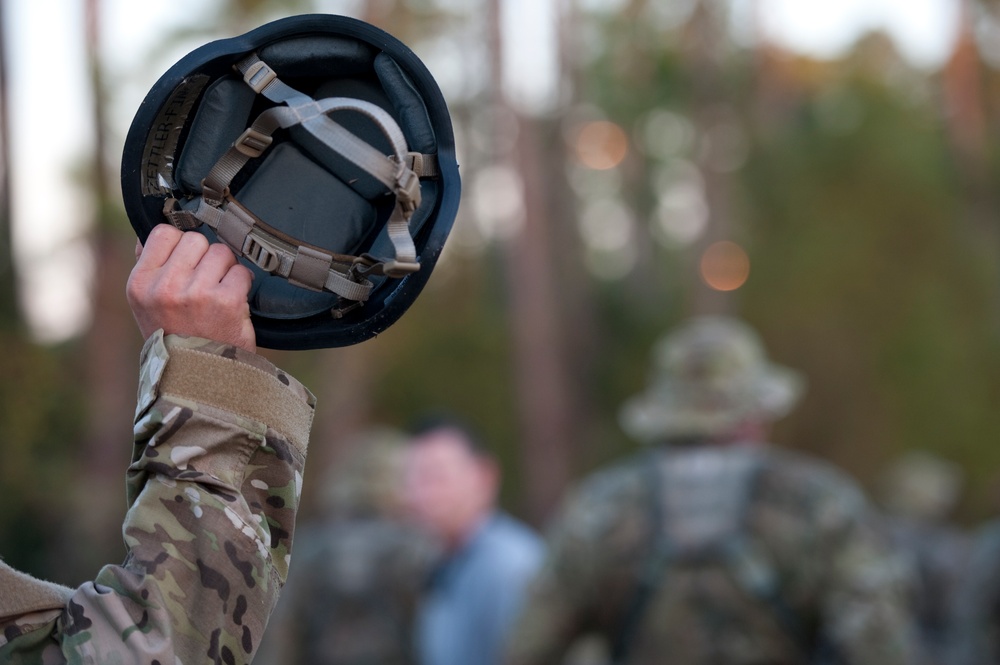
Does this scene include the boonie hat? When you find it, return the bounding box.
[619,316,805,441]
[121,14,460,349]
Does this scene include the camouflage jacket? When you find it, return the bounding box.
[505,445,919,665]
[254,517,442,665]
[0,331,315,664]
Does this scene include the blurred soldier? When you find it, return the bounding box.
[875,451,970,664]
[255,428,441,665]
[505,315,919,665]
[951,498,1000,664]
[404,418,545,665]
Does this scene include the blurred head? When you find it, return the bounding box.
[403,420,499,550]
[619,316,805,444]
[877,450,963,522]
[321,426,408,520]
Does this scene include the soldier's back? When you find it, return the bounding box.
[532,445,916,665]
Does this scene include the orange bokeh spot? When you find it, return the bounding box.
[574,121,629,170]
[700,241,750,291]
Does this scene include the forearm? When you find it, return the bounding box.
[57,332,313,663]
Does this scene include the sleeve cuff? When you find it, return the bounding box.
[136,330,315,456]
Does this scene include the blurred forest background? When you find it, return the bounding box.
[3,0,1000,586]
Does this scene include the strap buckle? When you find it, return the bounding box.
[242,59,278,94]
[234,127,273,159]
[383,259,421,278]
[352,254,420,279]
[161,198,201,231]
[242,233,282,273]
[407,152,440,179]
[330,299,365,319]
[395,167,421,216]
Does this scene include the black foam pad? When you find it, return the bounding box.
[174,76,257,193]
[375,53,436,154]
[291,77,397,201]
[259,35,376,78]
[237,142,376,318]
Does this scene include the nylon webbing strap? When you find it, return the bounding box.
[165,197,374,301]
[167,54,431,303]
[234,54,420,268]
[201,100,406,205]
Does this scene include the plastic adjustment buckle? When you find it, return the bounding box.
[161,198,201,231]
[242,234,282,273]
[242,59,278,94]
[234,127,273,159]
[382,259,421,278]
[395,167,422,216]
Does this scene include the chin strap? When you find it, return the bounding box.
[164,53,437,302]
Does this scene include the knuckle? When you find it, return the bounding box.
[206,242,237,263]
[148,223,180,243]
[178,230,210,254]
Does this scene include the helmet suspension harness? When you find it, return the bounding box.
[162,53,435,315]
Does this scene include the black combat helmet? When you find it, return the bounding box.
[121,14,460,350]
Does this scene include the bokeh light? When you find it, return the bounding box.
[573,120,629,170]
[699,240,751,291]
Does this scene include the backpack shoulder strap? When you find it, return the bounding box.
[611,446,810,664]
[609,449,671,665]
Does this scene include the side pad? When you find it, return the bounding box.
[259,35,376,78]
[174,76,257,193]
[375,53,436,154]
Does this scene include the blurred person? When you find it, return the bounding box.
[875,451,971,664]
[505,315,920,665]
[950,476,1000,665]
[404,418,545,665]
[0,225,315,663]
[255,428,441,665]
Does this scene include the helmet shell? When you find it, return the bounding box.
[121,14,460,350]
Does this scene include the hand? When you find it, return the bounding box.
[127,224,256,353]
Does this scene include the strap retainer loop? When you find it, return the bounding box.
[395,165,421,216]
[234,127,273,159]
[242,234,282,273]
[382,259,421,278]
[242,59,278,94]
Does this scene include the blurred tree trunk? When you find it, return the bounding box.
[294,344,378,516]
[748,0,805,135]
[0,3,21,330]
[507,117,581,524]
[683,0,739,317]
[488,0,582,524]
[943,0,997,245]
[69,0,140,580]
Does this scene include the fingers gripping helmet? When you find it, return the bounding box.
[121,14,460,350]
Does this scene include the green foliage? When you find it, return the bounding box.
[0,334,84,574]
[564,6,1000,522]
[737,76,1000,520]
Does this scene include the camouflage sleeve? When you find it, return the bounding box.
[814,478,922,665]
[505,465,646,665]
[0,330,314,664]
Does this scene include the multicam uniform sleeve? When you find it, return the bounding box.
[0,331,314,665]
